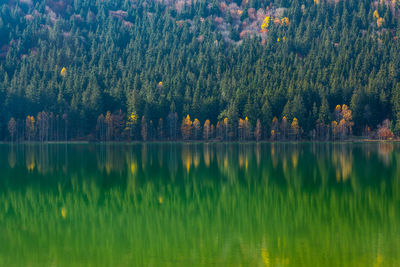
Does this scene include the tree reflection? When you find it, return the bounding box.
[0,143,398,192]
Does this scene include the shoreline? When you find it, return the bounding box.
[0,139,399,145]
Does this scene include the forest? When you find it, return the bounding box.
[1,0,400,141]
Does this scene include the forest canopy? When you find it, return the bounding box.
[1,0,400,141]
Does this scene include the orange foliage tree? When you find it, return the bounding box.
[377,119,394,140]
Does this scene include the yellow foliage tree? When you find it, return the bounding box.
[25,115,35,141]
[238,118,244,140]
[291,118,300,140]
[270,129,276,141]
[60,67,67,77]
[373,10,380,19]
[193,118,201,139]
[335,105,342,122]
[314,0,320,4]
[223,117,229,140]
[341,104,354,135]
[244,117,250,140]
[331,121,338,139]
[203,119,211,140]
[281,116,288,140]
[338,118,347,139]
[181,115,193,140]
[377,17,384,28]
[126,111,138,138]
[261,16,271,30]
[271,117,279,140]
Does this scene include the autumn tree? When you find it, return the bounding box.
[203,119,211,141]
[60,67,67,77]
[281,116,288,140]
[216,122,223,140]
[238,118,245,141]
[244,117,250,140]
[331,121,338,140]
[25,116,35,141]
[126,111,138,140]
[8,118,17,142]
[377,119,394,140]
[271,117,279,141]
[223,117,229,141]
[338,119,348,139]
[37,111,49,142]
[291,118,300,140]
[239,117,251,141]
[335,105,341,123]
[341,104,354,135]
[193,118,201,140]
[181,115,193,140]
[254,119,262,142]
[334,104,354,139]
[105,111,113,141]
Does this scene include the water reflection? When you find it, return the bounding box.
[0,143,399,266]
[0,143,399,191]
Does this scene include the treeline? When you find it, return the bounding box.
[6,104,395,141]
[1,0,400,141]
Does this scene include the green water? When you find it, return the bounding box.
[0,143,399,266]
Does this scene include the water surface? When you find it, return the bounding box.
[0,143,399,266]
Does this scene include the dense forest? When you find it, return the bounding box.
[1,0,400,141]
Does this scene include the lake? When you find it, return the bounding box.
[0,143,399,266]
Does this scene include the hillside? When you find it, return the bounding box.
[1,0,400,141]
